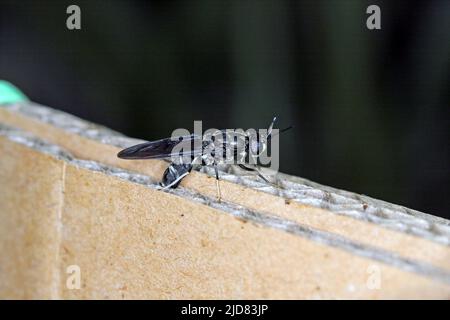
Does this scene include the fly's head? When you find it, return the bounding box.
[247,116,276,160]
[249,136,267,157]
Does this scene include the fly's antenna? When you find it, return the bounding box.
[267,116,277,137]
[279,126,293,134]
[268,125,293,140]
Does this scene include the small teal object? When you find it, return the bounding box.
[0,80,29,104]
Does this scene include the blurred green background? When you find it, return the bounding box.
[0,0,449,217]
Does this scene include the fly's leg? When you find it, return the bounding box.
[238,164,270,183]
[214,165,222,202]
[238,164,281,188]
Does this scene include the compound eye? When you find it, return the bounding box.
[250,140,259,155]
[250,140,266,156]
[258,141,266,155]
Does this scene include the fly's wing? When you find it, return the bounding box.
[117,134,203,160]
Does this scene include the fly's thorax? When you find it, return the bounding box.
[200,129,242,165]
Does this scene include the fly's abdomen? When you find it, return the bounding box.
[160,163,193,189]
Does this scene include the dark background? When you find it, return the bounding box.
[0,0,449,218]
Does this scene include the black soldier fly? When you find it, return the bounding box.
[117,117,291,201]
